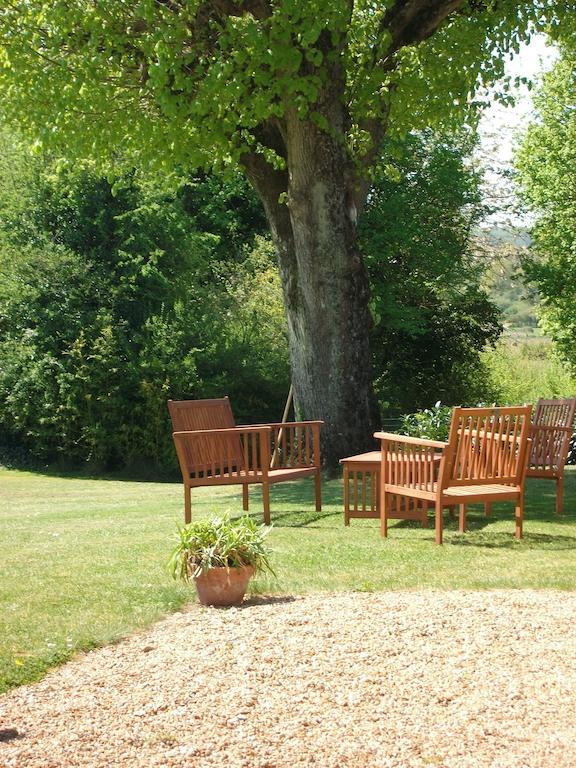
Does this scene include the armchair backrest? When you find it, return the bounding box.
[530,397,576,470]
[168,397,236,431]
[168,397,244,475]
[443,405,532,488]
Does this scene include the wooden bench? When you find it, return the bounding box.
[169,397,322,525]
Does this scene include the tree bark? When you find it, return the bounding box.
[243,115,380,468]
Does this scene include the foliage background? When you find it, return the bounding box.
[0,132,289,470]
[3,118,573,472]
[516,45,576,374]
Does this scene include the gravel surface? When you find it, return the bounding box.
[1,590,575,768]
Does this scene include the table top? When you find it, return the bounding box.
[340,451,381,465]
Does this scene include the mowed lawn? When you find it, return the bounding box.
[1,467,576,693]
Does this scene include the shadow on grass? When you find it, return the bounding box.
[232,507,341,529]
[447,530,576,550]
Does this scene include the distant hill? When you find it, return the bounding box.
[481,226,532,249]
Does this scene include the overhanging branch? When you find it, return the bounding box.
[380,0,465,56]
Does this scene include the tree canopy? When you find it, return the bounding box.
[516,44,576,372]
[2,1,575,464]
[0,2,572,175]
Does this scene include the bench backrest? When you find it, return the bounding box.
[168,397,244,476]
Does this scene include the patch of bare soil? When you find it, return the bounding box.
[1,591,575,767]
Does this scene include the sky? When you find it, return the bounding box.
[479,35,558,165]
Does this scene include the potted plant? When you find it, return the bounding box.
[168,515,274,607]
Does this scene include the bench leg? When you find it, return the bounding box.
[380,487,388,538]
[242,484,249,512]
[458,504,466,533]
[315,470,322,512]
[262,483,271,526]
[435,499,443,545]
[515,493,524,539]
[343,466,350,525]
[420,500,429,528]
[556,477,564,515]
[184,485,191,524]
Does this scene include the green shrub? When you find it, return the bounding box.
[400,402,453,442]
[483,338,576,405]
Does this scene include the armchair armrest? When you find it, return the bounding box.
[374,432,445,493]
[374,431,447,450]
[256,420,324,429]
[173,426,271,438]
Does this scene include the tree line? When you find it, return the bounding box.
[0,128,501,471]
[2,1,573,464]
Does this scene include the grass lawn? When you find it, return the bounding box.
[1,466,576,693]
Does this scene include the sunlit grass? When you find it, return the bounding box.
[1,467,575,692]
[483,336,576,403]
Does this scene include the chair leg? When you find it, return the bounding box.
[184,485,191,524]
[343,466,350,526]
[556,477,564,515]
[458,504,466,533]
[435,499,443,545]
[422,500,430,528]
[242,484,249,512]
[485,502,492,517]
[315,470,322,512]
[416,499,428,528]
[380,488,388,538]
[515,493,524,539]
[262,483,271,526]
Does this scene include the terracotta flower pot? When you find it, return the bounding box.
[193,565,255,607]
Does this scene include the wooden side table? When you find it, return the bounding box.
[340,451,433,527]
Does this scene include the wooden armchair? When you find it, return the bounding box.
[483,398,576,518]
[375,405,532,545]
[168,397,322,524]
[525,397,576,514]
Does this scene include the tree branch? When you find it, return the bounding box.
[381,0,465,55]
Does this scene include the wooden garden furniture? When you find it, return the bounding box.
[485,397,576,516]
[375,405,533,545]
[168,397,322,524]
[340,450,440,527]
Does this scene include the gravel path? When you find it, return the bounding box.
[1,590,575,768]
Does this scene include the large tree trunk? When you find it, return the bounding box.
[207,0,469,467]
[242,111,380,467]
